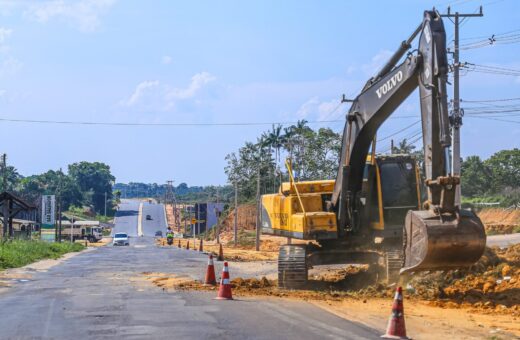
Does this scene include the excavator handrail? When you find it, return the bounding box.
[285,159,306,215]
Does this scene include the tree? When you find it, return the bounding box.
[17,170,83,209]
[0,165,21,192]
[484,148,520,192]
[299,127,341,180]
[460,156,492,197]
[393,138,416,154]
[68,162,115,213]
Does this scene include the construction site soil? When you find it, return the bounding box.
[478,208,520,235]
[145,242,520,338]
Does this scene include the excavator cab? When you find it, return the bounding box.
[362,154,486,274]
[363,154,422,240]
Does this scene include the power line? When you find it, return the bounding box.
[461,62,520,76]
[462,96,520,103]
[377,120,420,142]
[0,117,345,127]
[467,115,520,124]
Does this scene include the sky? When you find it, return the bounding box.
[0,0,519,185]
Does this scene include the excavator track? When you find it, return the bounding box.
[278,245,308,289]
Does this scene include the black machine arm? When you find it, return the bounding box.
[331,10,485,274]
[331,10,452,232]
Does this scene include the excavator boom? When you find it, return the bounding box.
[332,10,486,273]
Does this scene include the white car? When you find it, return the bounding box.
[113,232,130,246]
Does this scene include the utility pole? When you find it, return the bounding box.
[255,167,260,251]
[234,181,238,247]
[57,168,63,243]
[215,187,220,244]
[390,140,394,154]
[1,154,6,192]
[104,191,107,217]
[70,215,74,243]
[441,6,483,207]
[196,203,200,239]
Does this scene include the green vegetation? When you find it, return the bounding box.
[461,149,520,207]
[0,240,84,270]
[3,161,116,216]
[225,120,341,201]
[113,182,234,203]
[224,121,520,207]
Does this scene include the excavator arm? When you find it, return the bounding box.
[331,10,486,273]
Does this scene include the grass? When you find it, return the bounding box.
[0,240,84,270]
[65,206,114,223]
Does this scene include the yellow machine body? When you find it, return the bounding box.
[261,180,337,240]
[261,155,422,241]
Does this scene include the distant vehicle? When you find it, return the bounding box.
[113,233,129,246]
[155,230,162,237]
[146,215,152,220]
[61,222,103,243]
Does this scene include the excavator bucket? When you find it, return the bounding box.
[401,209,486,274]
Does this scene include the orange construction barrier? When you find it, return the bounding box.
[216,261,233,300]
[204,254,217,285]
[217,243,224,261]
[381,286,410,339]
[199,239,203,252]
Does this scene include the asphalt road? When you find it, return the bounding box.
[141,201,167,237]
[113,199,140,237]
[113,199,167,237]
[0,200,380,339]
[487,232,520,248]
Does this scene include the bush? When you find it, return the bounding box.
[0,240,84,270]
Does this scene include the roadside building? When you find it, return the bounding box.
[193,202,225,235]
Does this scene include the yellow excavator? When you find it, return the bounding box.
[261,10,486,288]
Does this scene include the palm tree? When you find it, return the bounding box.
[394,138,416,154]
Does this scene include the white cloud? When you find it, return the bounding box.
[121,72,216,110]
[0,57,22,76]
[24,0,117,32]
[294,97,343,121]
[165,72,216,100]
[121,80,159,107]
[318,99,342,120]
[161,55,172,65]
[0,27,12,43]
[361,49,393,76]
[296,97,319,119]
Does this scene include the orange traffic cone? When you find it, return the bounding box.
[186,240,190,250]
[204,254,217,285]
[199,239,203,252]
[216,261,233,300]
[217,243,224,261]
[381,286,410,339]
[178,239,181,248]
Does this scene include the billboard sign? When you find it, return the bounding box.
[41,195,56,226]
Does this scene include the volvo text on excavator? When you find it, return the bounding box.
[260,10,486,289]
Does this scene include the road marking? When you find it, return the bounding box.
[42,297,56,337]
[137,203,144,237]
[162,204,168,230]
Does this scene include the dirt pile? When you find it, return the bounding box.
[221,204,257,233]
[478,208,520,234]
[403,245,520,314]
